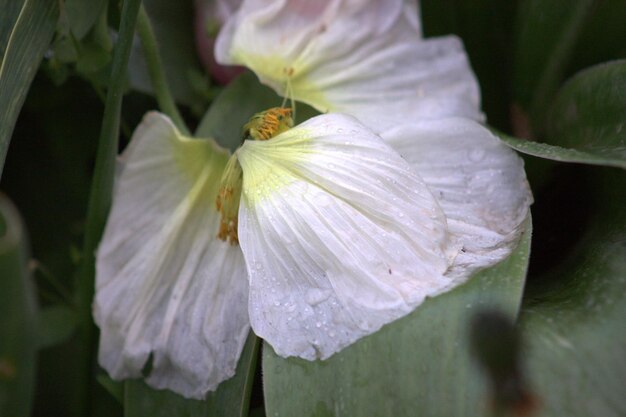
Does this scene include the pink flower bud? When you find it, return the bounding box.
[194,0,244,84]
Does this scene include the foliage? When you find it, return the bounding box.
[0,0,624,416]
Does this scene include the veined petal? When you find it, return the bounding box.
[215,0,481,133]
[94,112,250,399]
[383,118,533,281]
[236,113,457,360]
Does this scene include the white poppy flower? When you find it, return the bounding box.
[94,109,531,399]
[215,0,483,133]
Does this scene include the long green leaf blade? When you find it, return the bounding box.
[0,0,24,59]
[0,0,59,178]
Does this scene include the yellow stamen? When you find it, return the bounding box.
[217,107,296,244]
[216,154,242,245]
[242,107,294,141]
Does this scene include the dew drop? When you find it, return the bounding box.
[306,288,331,305]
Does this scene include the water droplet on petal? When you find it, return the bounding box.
[306,288,331,305]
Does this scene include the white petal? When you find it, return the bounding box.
[236,113,458,360]
[215,0,481,132]
[94,112,250,399]
[383,118,533,281]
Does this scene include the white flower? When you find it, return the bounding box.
[215,0,483,133]
[94,0,532,400]
[95,110,531,399]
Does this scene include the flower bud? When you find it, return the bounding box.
[194,0,244,84]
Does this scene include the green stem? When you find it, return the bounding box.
[89,79,133,139]
[136,5,190,135]
[74,0,142,415]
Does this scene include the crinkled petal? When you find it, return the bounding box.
[383,118,533,281]
[236,113,458,360]
[215,0,481,132]
[94,112,250,399]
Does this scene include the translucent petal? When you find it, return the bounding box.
[215,0,481,132]
[236,113,456,359]
[383,118,533,281]
[94,113,250,399]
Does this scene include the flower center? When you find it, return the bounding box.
[216,107,294,244]
[242,107,294,140]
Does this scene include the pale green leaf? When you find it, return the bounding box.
[498,60,626,169]
[546,61,626,165]
[0,195,38,417]
[497,134,625,169]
